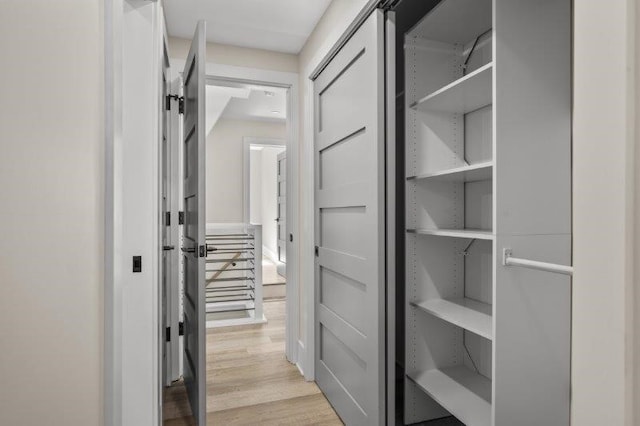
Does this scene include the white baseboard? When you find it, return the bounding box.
[206,314,267,329]
[296,339,309,380]
[262,245,278,263]
[205,301,267,328]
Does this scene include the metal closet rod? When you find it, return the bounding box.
[502,249,574,276]
[207,233,252,237]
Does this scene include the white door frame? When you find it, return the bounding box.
[243,137,286,264]
[172,60,303,408]
[169,58,301,372]
[242,136,286,226]
[105,0,165,425]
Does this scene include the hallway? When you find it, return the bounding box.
[162,300,343,425]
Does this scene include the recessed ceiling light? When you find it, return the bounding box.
[271,110,280,114]
[264,91,275,97]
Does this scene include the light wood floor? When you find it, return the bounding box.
[163,299,343,425]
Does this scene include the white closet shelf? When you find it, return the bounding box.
[411,62,493,114]
[407,228,494,240]
[411,298,493,340]
[408,366,492,426]
[407,162,493,182]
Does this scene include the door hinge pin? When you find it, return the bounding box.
[166,94,184,114]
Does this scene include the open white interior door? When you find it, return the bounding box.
[313,10,386,426]
[181,20,207,426]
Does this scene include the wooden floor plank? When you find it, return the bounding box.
[163,299,343,425]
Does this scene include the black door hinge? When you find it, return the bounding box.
[178,211,185,225]
[166,94,184,114]
[315,245,319,257]
[199,245,206,257]
[166,322,185,342]
[165,211,170,226]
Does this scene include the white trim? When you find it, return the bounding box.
[302,76,316,381]
[104,0,123,425]
[107,1,164,424]
[242,136,286,226]
[262,245,279,264]
[206,309,268,328]
[296,339,306,376]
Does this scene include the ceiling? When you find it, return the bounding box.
[206,83,286,133]
[221,87,287,123]
[205,85,250,135]
[164,0,332,54]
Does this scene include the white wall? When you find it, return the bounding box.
[206,119,286,223]
[573,1,637,425]
[261,146,286,261]
[168,36,297,73]
[0,1,104,425]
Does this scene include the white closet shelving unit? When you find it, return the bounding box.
[403,0,572,425]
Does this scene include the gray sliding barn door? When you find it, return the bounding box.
[181,20,207,426]
[313,10,385,426]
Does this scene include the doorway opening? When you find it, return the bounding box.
[247,139,287,302]
[202,82,288,328]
